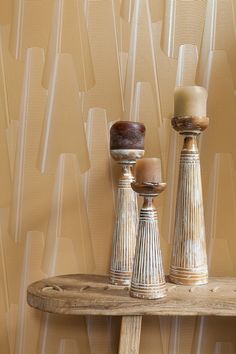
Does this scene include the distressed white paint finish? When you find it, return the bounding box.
[170,136,208,285]
[110,164,138,285]
[130,197,166,299]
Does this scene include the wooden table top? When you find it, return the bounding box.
[27,274,236,316]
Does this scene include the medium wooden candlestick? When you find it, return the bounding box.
[169,115,209,285]
[110,121,145,285]
[130,158,166,299]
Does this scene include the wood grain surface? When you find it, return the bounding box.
[118,316,142,354]
[27,274,236,316]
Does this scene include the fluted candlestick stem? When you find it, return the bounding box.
[110,163,138,285]
[130,188,166,299]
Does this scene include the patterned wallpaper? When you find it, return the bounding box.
[0,0,236,353]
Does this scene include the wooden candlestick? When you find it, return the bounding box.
[130,161,166,299]
[169,116,209,285]
[110,121,145,285]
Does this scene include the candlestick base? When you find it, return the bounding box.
[169,266,208,286]
[130,282,166,299]
[110,270,132,286]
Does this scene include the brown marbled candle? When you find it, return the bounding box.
[110,121,145,150]
[135,158,162,183]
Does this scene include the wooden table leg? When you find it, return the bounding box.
[118,315,142,354]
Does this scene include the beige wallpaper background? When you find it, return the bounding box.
[0,0,236,353]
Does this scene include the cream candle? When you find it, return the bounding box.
[174,86,207,117]
[135,158,162,184]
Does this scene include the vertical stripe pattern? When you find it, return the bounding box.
[130,197,166,299]
[170,144,208,285]
[110,164,138,285]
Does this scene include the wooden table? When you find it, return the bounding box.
[27,275,236,354]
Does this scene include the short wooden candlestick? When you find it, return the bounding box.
[110,149,144,285]
[130,183,166,299]
[169,116,209,286]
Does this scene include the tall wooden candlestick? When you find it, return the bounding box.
[110,121,145,285]
[169,86,209,285]
[130,158,166,299]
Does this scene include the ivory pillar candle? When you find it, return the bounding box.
[174,86,207,117]
[135,158,162,184]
